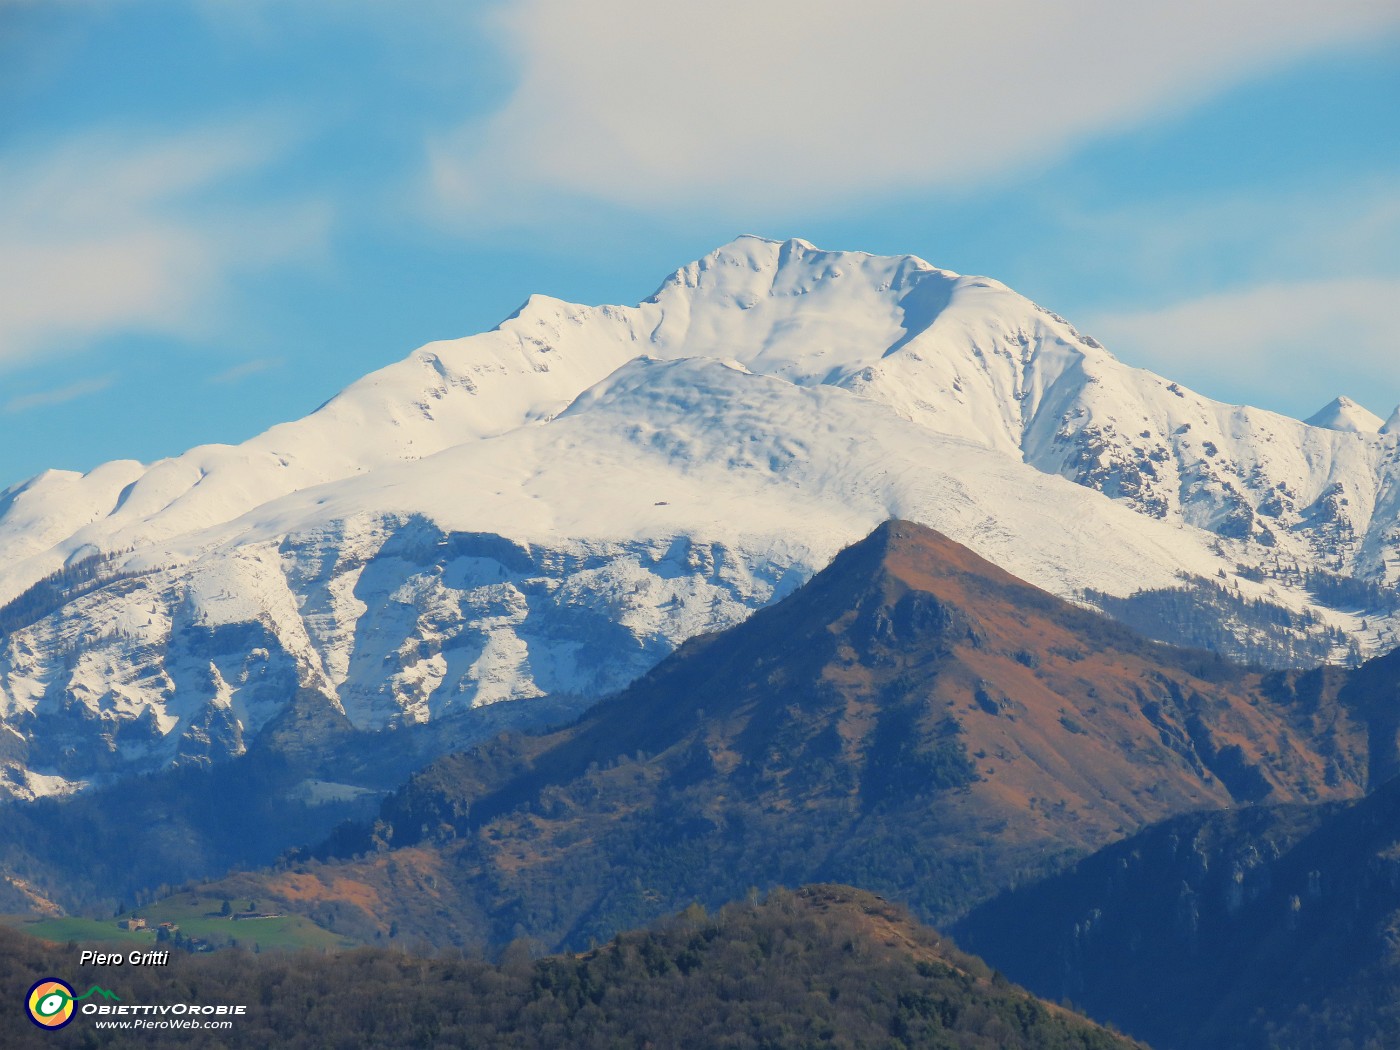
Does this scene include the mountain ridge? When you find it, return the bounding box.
[174,520,1373,951]
[2,236,1398,798]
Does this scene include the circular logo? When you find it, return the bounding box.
[26,978,76,1030]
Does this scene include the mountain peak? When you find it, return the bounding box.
[563,517,1361,823]
[868,519,1025,582]
[650,235,947,302]
[1304,395,1383,433]
[4,238,1400,800]
[273,519,1366,952]
[1382,405,1400,435]
[732,233,816,250]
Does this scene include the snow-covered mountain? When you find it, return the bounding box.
[1305,396,1385,434]
[2,236,1398,799]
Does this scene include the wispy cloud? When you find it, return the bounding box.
[1048,182,1400,299]
[3,376,113,414]
[208,357,280,385]
[427,0,1400,224]
[0,124,329,367]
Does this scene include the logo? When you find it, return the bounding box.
[25,978,120,1030]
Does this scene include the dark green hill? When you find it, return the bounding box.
[0,884,1144,1049]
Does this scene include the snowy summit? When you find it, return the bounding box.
[1304,396,1385,434]
[1,236,1399,800]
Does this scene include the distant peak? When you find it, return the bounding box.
[1304,396,1383,434]
[1383,405,1400,435]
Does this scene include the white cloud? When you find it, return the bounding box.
[1085,277,1400,418]
[0,125,328,365]
[3,376,114,414]
[428,0,1400,222]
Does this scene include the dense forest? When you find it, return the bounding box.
[1,886,1142,1049]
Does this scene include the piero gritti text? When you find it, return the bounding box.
[79,949,171,966]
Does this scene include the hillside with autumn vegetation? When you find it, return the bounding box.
[0,885,1143,1050]
[178,521,1373,952]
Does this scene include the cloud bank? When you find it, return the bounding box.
[430,0,1400,221]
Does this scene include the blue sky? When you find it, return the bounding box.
[1,0,1397,487]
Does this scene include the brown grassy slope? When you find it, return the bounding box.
[202,520,1371,949]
